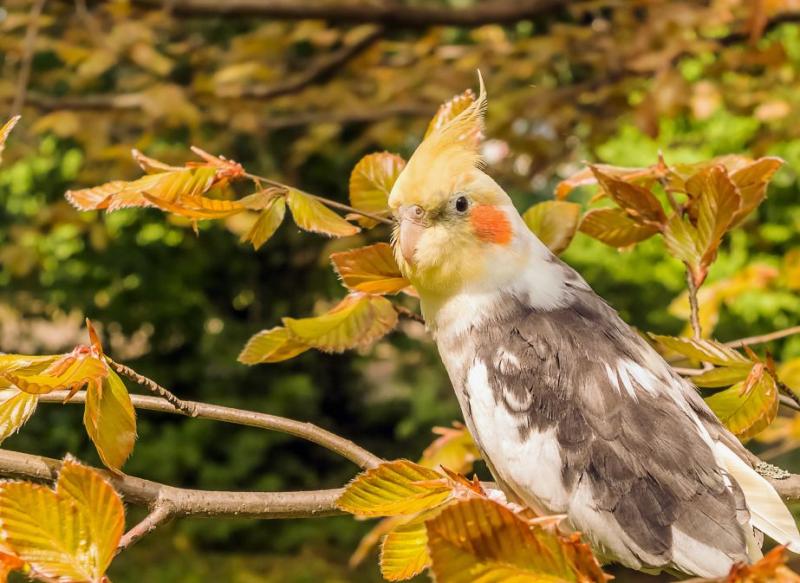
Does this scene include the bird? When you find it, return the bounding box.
[387,75,800,578]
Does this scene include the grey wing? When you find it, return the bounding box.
[474,289,751,575]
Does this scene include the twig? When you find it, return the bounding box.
[724,325,800,348]
[107,358,198,417]
[685,270,702,340]
[394,304,424,324]
[242,172,394,226]
[10,0,47,116]
[38,390,383,470]
[118,500,174,551]
[672,366,704,376]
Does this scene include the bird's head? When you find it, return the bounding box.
[389,75,530,300]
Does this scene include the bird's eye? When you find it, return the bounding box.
[454,196,469,213]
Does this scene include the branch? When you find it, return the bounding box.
[10,0,47,116]
[724,325,800,348]
[685,270,703,340]
[0,448,344,518]
[39,390,383,470]
[118,501,173,551]
[126,0,567,27]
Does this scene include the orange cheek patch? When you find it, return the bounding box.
[470,204,512,245]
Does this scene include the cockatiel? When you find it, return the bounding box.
[388,77,800,578]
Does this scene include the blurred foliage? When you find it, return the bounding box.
[5,0,800,580]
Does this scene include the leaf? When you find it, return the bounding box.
[380,520,430,581]
[241,194,286,250]
[283,294,398,353]
[705,370,778,441]
[336,459,452,517]
[692,367,751,388]
[66,167,218,212]
[131,149,181,174]
[425,90,476,140]
[286,188,360,237]
[591,168,667,225]
[330,243,410,295]
[421,424,480,475]
[0,551,24,582]
[522,201,581,254]
[0,458,124,582]
[349,153,406,227]
[651,335,751,367]
[0,389,38,443]
[426,498,608,583]
[4,349,108,395]
[579,208,659,248]
[237,326,310,365]
[556,162,667,199]
[83,370,137,470]
[726,546,799,582]
[0,116,21,164]
[729,157,783,227]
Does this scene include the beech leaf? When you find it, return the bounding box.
[241,194,286,250]
[0,389,38,444]
[729,157,783,227]
[3,349,108,395]
[522,200,581,254]
[0,116,21,164]
[705,369,778,441]
[591,168,667,226]
[83,370,137,470]
[579,208,659,248]
[650,335,751,367]
[237,326,310,365]
[330,243,411,295]
[349,153,406,227]
[286,188,360,237]
[380,520,430,581]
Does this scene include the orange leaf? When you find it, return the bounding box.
[349,153,405,227]
[591,167,667,226]
[579,207,659,248]
[330,243,410,295]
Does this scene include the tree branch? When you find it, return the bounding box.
[38,390,383,470]
[724,325,800,348]
[126,0,567,27]
[118,501,173,551]
[685,270,703,340]
[0,448,344,518]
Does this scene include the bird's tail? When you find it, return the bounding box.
[717,443,800,553]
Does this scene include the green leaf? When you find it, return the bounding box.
[522,201,581,254]
[83,371,137,471]
[579,208,658,248]
[705,369,778,441]
[241,194,286,250]
[283,294,398,353]
[330,243,411,295]
[692,367,751,388]
[0,389,38,444]
[237,326,310,365]
[651,335,750,367]
[286,188,360,237]
[591,168,667,225]
[337,459,452,517]
[348,153,406,227]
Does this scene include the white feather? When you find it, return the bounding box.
[717,443,800,552]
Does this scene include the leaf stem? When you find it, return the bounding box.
[243,172,394,226]
[394,304,425,324]
[685,269,702,340]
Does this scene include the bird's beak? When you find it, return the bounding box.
[397,206,426,266]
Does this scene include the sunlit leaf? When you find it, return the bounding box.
[0,116,21,164]
[241,194,286,250]
[0,458,124,582]
[705,370,778,441]
[283,294,398,353]
[427,498,608,583]
[579,208,659,248]
[349,153,406,227]
[729,157,783,227]
[380,520,430,581]
[591,168,667,225]
[286,188,360,237]
[726,546,799,582]
[337,459,452,517]
[83,371,137,471]
[3,349,108,395]
[522,201,581,254]
[330,243,410,294]
[237,326,310,365]
[0,550,24,582]
[692,367,751,388]
[651,335,751,367]
[421,423,480,475]
[0,389,38,444]
[779,358,800,399]
[131,149,181,174]
[425,90,476,140]
[556,162,666,199]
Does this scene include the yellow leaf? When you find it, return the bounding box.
[83,371,137,470]
[705,371,778,441]
[650,335,751,367]
[0,116,21,164]
[425,90,477,140]
[421,423,480,475]
[0,459,124,582]
[579,208,658,248]
[726,546,800,582]
[237,326,310,365]
[427,498,608,583]
[4,350,108,395]
[380,520,430,581]
[241,195,286,250]
[692,367,750,388]
[283,294,398,353]
[330,243,411,294]
[286,189,360,237]
[348,152,406,227]
[0,551,24,582]
[522,201,581,254]
[0,389,38,443]
[337,459,452,517]
[131,149,181,174]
